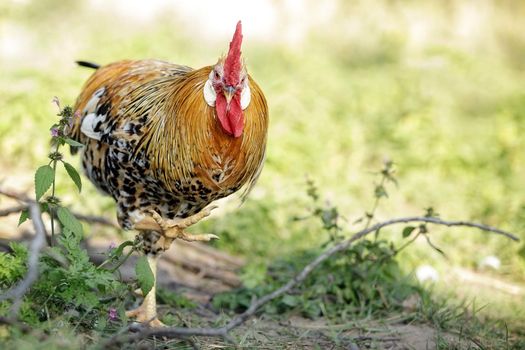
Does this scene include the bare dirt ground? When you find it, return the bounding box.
[144,311,477,349]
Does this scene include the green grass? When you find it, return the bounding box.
[1,0,525,347]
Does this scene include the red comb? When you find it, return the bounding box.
[224,21,243,86]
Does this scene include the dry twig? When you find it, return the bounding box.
[0,202,47,316]
[0,315,32,333]
[0,205,27,218]
[105,216,518,346]
[68,213,118,228]
[0,188,118,228]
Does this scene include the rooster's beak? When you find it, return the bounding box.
[223,86,235,104]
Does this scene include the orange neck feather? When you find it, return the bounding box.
[146,67,268,192]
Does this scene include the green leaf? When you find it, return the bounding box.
[57,206,83,235]
[39,202,49,213]
[402,226,416,238]
[34,165,54,201]
[63,162,82,192]
[18,209,30,226]
[135,256,154,296]
[282,294,299,307]
[374,184,388,199]
[112,240,134,258]
[64,138,84,147]
[518,244,525,260]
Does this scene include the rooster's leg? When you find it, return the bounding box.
[125,254,165,327]
[134,205,219,242]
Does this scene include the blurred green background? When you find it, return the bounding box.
[1,0,524,327]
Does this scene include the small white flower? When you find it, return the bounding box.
[479,255,501,270]
[416,265,439,283]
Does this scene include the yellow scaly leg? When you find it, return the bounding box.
[125,254,165,327]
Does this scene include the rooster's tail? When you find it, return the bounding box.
[75,60,100,69]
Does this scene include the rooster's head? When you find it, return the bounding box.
[204,21,251,138]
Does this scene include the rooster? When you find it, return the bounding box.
[70,22,268,326]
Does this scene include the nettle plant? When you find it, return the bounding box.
[0,99,153,330]
[19,98,84,239]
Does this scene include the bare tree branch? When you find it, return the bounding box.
[0,205,27,217]
[0,188,32,202]
[0,202,47,316]
[0,188,119,228]
[106,216,519,345]
[69,213,118,228]
[0,315,32,333]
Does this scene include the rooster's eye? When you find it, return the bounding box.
[214,71,220,80]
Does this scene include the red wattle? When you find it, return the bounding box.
[215,94,244,137]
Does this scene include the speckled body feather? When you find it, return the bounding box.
[71,59,268,237]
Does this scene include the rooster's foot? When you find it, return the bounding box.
[148,205,219,242]
[126,306,165,327]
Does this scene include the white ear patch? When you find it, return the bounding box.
[81,112,105,140]
[80,87,106,141]
[241,83,251,110]
[204,79,216,107]
[204,78,251,110]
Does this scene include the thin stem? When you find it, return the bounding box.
[49,142,60,246]
[109,245,139,273]
[96,257,112,270]
[371,231,423,268]
[394,232,422,256]
[72,307,93,333]
[364,175,386,230]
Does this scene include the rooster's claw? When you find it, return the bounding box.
[147,206,219,242]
